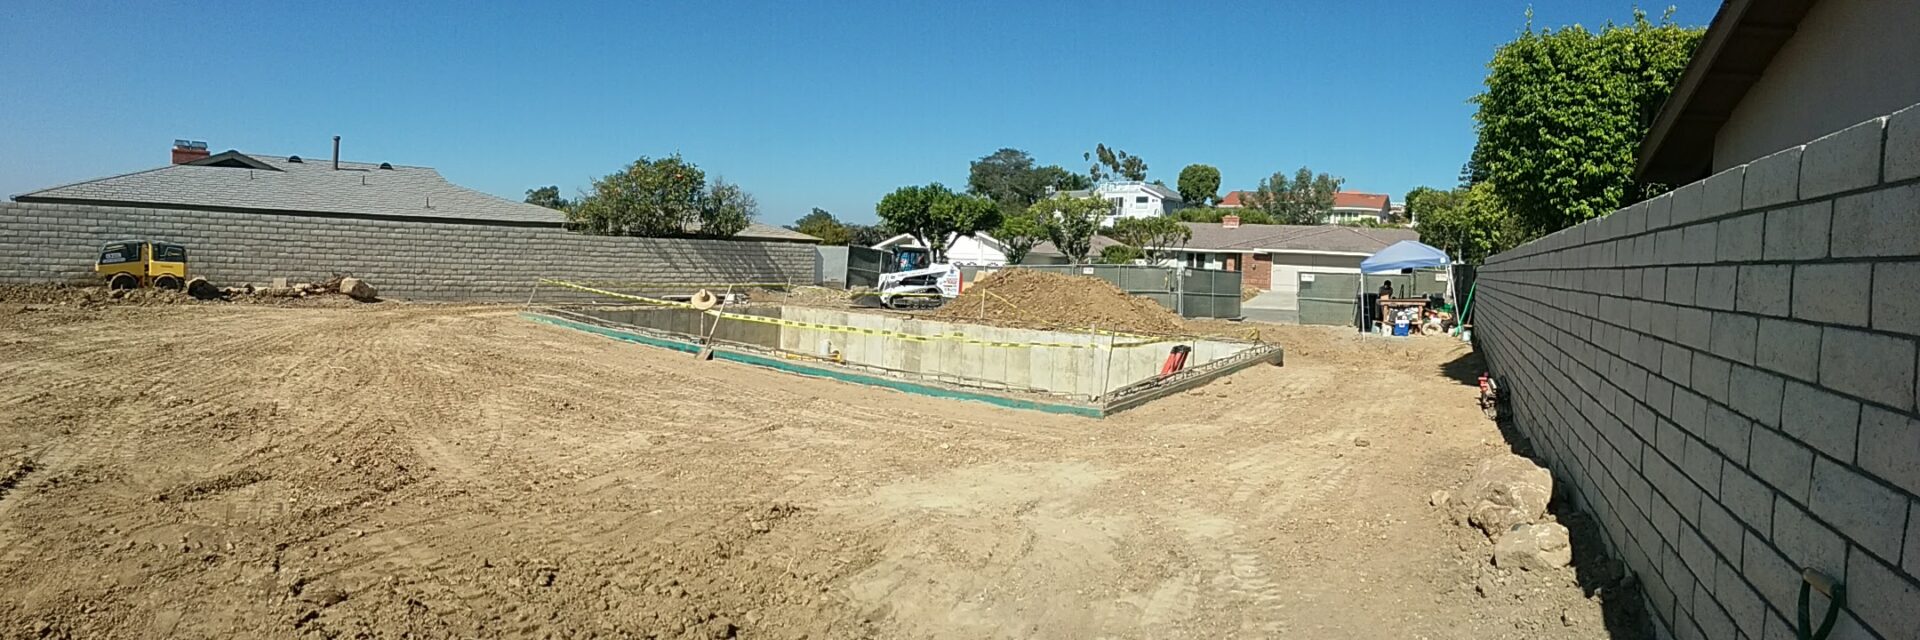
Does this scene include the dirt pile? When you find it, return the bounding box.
[0,280,378,308]
[931,268,1186,335]
[751,285,858,309]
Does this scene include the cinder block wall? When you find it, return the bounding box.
[0,202,816,300]
[1477,103,1920,639]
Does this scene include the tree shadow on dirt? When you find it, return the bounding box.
[1492,413,1655,640]
[1437,349,1486,387]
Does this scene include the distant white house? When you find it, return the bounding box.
[1057,181,1185,225]
[871,232,1013,267]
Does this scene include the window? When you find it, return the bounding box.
[1135,196,1150,203]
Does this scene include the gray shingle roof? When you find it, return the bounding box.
[735,223,820,243]
[17,152,566,224]
[1030,234,1122,256]
[1177,222,1417,254]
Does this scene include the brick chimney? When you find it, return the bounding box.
[171,139,209,164]
[1222,214,1241,229]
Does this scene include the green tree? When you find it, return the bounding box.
[1039,165,1093,191]
[1471,8,1703,234]
[1099,245,1145,264]
[565,156,757,237]
[1402,186,1445,225]
[844,223,890,247]
[967,148,1087,219]
[993,209,1049,265]
[524,185,573,211]
[1085,143,1148,182]
[699,179,756,238]
[1414,182,1524,265]
[787,207,852,245]
[1110,216,1192,262]
[875,184,1001,260]
[1031,194,1112,264]
[568,155,707,236]
[1176,207,1276,225]
[1176,164,1221,205]
[1245,167,1344,225]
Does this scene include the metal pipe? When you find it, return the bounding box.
[332,136,340,170]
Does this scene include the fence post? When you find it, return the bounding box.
[1173,266,1185,317]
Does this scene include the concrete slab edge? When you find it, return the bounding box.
[523,311,1107,418]
[1100,344,1285,415]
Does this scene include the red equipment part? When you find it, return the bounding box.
[1160,345,1192,377]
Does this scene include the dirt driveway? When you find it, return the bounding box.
[0,304,1634,639]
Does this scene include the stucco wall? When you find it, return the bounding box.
[0,202,816,300]
[1477,103,1920,639]
[1714,0,1920,170]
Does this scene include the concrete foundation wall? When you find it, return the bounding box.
[557,304,1247,400]
[0,202,816,300]
[779,307,1241,398]
[1477,103,1920,639]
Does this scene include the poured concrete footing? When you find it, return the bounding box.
[528,305,1281,416]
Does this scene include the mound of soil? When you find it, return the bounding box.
[931,268,1185,335]
[0,283,375,308]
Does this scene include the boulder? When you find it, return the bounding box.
[1459,454,1553,538]
[185,277,222,300]
[1493,522,1572,571]
[338,277,378,301]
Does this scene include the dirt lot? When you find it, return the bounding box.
[0,303,1641,639]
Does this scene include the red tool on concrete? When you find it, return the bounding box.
[1159,345,1192,377]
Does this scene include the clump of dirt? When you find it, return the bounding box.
[751,285,857,310]
[0,282,376,308]
[931,268,1186,335]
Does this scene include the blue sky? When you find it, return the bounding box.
[0,1,1715,226]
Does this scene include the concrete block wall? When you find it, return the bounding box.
[0,202,816,300]
[1477,103,1920,640]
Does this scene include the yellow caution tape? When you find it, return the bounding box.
[538,279,1184,350]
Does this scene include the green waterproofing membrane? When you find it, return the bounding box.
[523,312,1106,417]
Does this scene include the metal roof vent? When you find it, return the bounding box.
[288,155,304,163]
[379,162,393,170]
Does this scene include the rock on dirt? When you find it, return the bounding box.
[1493,522,1572,571]
[338,277,378,301]
[929,268,1185,335]
[1455,454,1553,538]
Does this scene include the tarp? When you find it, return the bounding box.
[1360,240,1451,274]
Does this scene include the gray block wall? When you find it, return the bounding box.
[1477,103,1920,640]
[0,202,816,300]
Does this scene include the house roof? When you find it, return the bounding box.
[1331,191,1390,211]
[14,150,820,241]
[1134,182,1183,201]
[1177,222,1417,254]
[1214,190,1390,212]
[16,151,567,224]
[1030,235,1122,257]
[735,223,821,243]
[1634,0,1819,185]
[1070,181,1183,202]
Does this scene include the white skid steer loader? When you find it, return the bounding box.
[857,246,962,310]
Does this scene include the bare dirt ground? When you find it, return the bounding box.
[0,303,1642,639]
